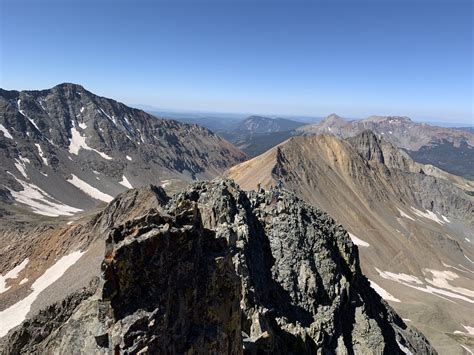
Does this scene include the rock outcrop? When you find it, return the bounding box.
[0,180,436,354]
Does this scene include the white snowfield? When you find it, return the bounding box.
[67,174,114,202]
[0,251,84,337]
[369,280,401,302]
[348,233,370,247]
[119,175,133,189]
[397,208,415,221]
[0,258,29,294]
[376,267,474,304]
[7,173,82,217]
[69,122,113,160]
[0,123,13,139]
[35,143,48,166]
[410,207,447,225]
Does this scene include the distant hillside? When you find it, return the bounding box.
[216,115,305,157]
[147,111,241,132]
[235,115,305,134]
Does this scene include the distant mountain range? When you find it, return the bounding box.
[296,114,474,180]
[0,83,246,219]
[0,84,472,354]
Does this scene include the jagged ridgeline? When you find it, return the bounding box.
[0,180,435,354]
[0,83,246,216]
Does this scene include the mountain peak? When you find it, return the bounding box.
[322,113,345,125]
[326,113,343,120]
[53,82,87,91]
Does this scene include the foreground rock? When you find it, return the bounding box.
[0,180,436,354]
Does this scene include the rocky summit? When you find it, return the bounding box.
[0,180,435,354]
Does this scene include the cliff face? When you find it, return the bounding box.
[0,180,435,354]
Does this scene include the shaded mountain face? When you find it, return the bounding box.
[219,116,305,158]
[227,132,474,354]
[296,114,474,179]
[0,83,246,218]
[0,180,435,354]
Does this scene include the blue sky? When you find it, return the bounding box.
[1,0,472,123]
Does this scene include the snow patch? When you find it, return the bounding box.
[78,122,87,129]
[67,174,114,202]
[119,175,133,189]
[376,267,474,304]
[348,233,370,247]
[98,108,117,125]
[161,179,171,188]
[126,155,132,161]
[0,259,29,293]
[376,268,423,285]
[423,269,474,298]
[442,215,450,223]
[69,123,112,160]
[397,208,415,221]
[19,278,28,285]
[460,345,473,355]
[0,251,84,337]
[35,143,48,166]
[369,280,401,302]
[410,207,445,225]
[0,123,13,139]
[461,324,474,335]
[7,173,82,216]
[14,158,28,179]
[80,106,85,113]
[396,340,412,355]
[465,254,474,264]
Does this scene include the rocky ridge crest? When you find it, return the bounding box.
[0,180,435,354]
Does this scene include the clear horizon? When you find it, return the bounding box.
[1,0,472,124]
